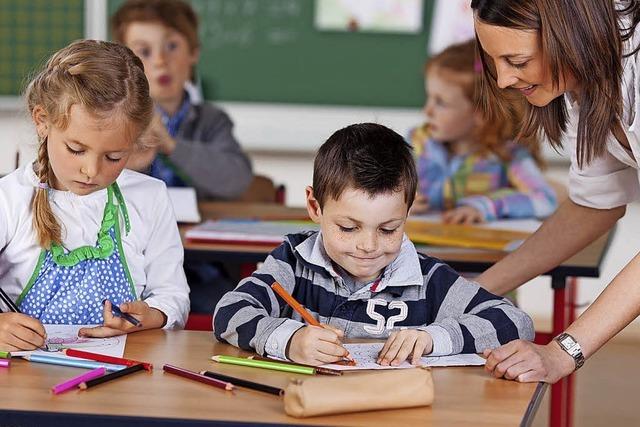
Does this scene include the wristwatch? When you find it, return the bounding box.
[554,333,585,370]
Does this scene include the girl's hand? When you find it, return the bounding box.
[78,300,167,338]
[443,206,484,224]
[0,313,46,351]
[483,339,576,383]
[410,193,430,215]
[287,324,349,366]
[377,329,433,366]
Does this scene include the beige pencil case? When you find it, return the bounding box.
[283,368,434,418]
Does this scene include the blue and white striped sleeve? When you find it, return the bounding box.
[213,242,304,357]
[421,262,534,355]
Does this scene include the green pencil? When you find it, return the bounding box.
[0,351,10,359]
[211,355,315,375]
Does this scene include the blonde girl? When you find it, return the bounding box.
[0,40,189,351]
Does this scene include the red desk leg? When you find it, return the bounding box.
[566,278,578,427]
[550,277,567,427]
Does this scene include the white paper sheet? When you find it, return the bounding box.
[12,324,127,358]
[321,343,486,371]
[167,187,201,223]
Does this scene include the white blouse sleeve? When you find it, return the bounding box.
[566,114,640,209]
[140,184,190,329]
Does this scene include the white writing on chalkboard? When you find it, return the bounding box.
[192,0,303,48]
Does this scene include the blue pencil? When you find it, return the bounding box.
[0,287,20,313]
[24,353,127,372]
[104,300,142,327]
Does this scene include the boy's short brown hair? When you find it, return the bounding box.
[111,0,200,52]
[313,123,417,209]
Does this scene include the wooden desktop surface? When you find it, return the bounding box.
[183,201,611,277]
[0,330,542,426]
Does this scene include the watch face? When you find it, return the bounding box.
[560,336,574,347]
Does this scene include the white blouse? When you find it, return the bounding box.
[0,164,189,329]
[567,22,640,208]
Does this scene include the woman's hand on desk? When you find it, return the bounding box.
[78,300,167,338]
[483,339,575,383]
[377,329,433,366]
[0,313,46,351]
[287,324,349,366]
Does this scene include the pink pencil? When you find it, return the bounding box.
[51,367,106,395]
[0,359,9,368]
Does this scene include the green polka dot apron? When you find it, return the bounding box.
[17,183,137,324]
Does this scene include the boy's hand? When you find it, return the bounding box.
[410,193,430,215]
[78,300,166,338]
[148,113,177,155]
[126,144,158,172]
[443,206,484,224]
[0,313,46,351]
[377,329,433,366]
[287,324,349,366]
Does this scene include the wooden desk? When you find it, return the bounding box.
[0,330,543,426]
[182,201,614,427]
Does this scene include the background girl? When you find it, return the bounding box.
[410,40,558,224]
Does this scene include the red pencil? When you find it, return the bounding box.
[63,348,153,371]
[163,364,234,391]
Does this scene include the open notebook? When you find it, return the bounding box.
[405,218,534,251]
[185,219,319,245]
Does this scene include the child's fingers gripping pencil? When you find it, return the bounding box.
[270,281,355,365]
[103,299,142,327]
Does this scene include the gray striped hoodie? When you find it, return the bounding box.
[213,231,534,359]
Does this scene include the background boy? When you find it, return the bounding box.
[111,0,253,200]
[214,123,534,366]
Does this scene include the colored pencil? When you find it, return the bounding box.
[248,355,342,376]
[163,364,234,391]
[51,367,105,394]
[104,300,142,327]
[199,370,283,396]
[0,287,20,313]
[270,281,354,365]
[23,354,127,371]
[271,282,320,326]
[0,359,9,368]
[0,350,10,359]
[63,348,153,371]
[79,364,145,390]
[211,355,315,375]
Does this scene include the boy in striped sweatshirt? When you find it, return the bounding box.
[214,123,534,367]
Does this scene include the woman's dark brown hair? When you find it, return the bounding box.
[471,0,640,168]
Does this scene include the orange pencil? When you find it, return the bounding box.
[271,282,320,326]
[270,281,355,365]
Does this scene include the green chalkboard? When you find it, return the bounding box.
[0,0,84,96]
[108,0,433,108]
